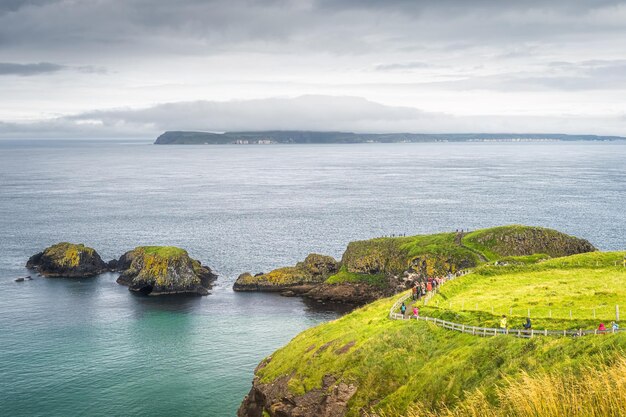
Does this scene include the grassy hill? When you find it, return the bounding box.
[419,251,626,331]
[239,250,626,417]
[326,225,595,286]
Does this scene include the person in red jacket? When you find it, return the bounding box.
[426,281,432,292]
[598,323,607,332]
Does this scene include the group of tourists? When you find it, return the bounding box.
[398,274,455,319]
[410,276,448,301]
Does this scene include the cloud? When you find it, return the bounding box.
[1,95,625,138]
[375,62,433,71]
[0,62,65,76]
[1,0,625,57]
[1,1,626,130]
[0,62,107,76]
[425,59,626,91]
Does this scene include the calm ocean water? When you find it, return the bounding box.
[0,139,625,416]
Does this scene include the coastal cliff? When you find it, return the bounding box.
[26,242,109,278]
[154,130,626,145]
[115,246,217,295]
[234,225,596,304]
[238,249,626,417]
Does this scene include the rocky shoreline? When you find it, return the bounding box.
[233,253,393,305]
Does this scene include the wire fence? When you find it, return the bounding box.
[430,300,621,322]
[389,278,624,338]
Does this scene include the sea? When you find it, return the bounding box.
[0,139,624,416]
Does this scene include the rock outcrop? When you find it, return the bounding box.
[304,282,393,305]
[462,225,597,259]
[238,358,357,417]
[26,242,109,278]
[115,246,217,296]
[233,254,339,293]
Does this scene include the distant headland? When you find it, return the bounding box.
[154,130,626,145]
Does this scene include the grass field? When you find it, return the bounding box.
[257,291,626,416]
[414,251,626,330]
[139,246,187,257]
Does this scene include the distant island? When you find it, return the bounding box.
[154,130,626,145]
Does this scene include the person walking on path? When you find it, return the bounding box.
[412,306,419,319]
[523,317,532,331]
[500,315,508,330]
[598,323,607,332]
[412,285,418,301]
[612,321,620,331]
[400,302,407,317]
[426,281,432,293]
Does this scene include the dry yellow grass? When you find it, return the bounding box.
[371,358,626,417]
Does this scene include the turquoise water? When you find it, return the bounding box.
[0,140,625,416]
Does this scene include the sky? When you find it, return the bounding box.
[1,0,626,138]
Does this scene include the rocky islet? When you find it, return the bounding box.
[26,242,217,296]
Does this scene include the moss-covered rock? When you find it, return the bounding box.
[26,242,108,278]
[233,254,339,292]
[115,246,217,296]
[335,232,480,284]
[462,225,596,261]
[329,225,596,287]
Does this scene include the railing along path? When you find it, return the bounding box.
[389,271,623,338]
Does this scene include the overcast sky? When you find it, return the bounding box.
[2,0,626,137]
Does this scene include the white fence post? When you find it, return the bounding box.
[617,305,620,321]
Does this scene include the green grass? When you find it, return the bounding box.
[138,246,187,258]
[325,266,387,287]
[462,225,595,261]
[412,251,626,330]
[254,249,626,416]
[257,291,626,416]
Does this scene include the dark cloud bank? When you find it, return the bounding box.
[2,95,624,139]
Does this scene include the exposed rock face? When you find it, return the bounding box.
[26,242,108,278]
[340,238,409,276]
[304,283,393,305]
[340,236,479,279]
[115,246,217,296]
[238,359,357,417]
[233,254,339,292]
